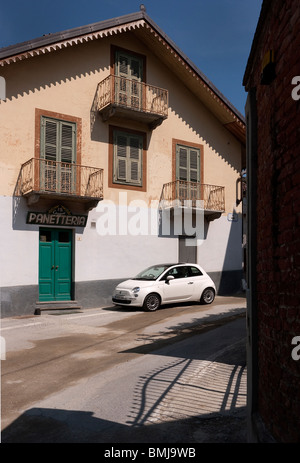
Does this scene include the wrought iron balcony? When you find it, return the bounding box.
[16,158,104,210]
[96,75,168,129]
[160,180,225,220]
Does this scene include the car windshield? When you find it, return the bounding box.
[132,265,171,280]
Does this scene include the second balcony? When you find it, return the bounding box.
[96,75,168,129]
[160,180,225,221]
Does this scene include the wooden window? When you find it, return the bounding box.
[40,116,77,193]
[113,130,143,186]
[41,117,76,164]
[109,126,147,191]
[114,49,144,109]
[176,144,201,183]
[172,139,203,184]
[172,139,203,204]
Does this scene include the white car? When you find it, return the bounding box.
[112,263,216,311]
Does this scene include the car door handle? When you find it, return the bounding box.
[188,282,194,284]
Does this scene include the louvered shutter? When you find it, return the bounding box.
[130,58,142,109]
[115,51,143,109]
[189,149,200,201]
[116,53,129,106]
[60,122,76,193]
[176,144,200,202]
[115,134,127,181]
[41,117,76,193]
[41,118,59,191]
[176,145,200,183]
[41,118,76,163]
[61,122,75,164]
[189,149,199,182]
[129,136,141,183]
[178,147,188,181]
[113,131,143,186]
[43,119,58,162]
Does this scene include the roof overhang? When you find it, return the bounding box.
[0,10,245,144]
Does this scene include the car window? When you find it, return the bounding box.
[188,266,203,277]
[163,266,190,279]
[133,265,170,280]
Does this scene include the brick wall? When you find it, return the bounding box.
[246,0,300,442]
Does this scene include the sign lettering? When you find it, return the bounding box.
[26,205,87,227]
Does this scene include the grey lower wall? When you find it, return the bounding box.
[75,278,124,309]
[0,285,38,318]
[0,280,123,318]
[208,270,244,296]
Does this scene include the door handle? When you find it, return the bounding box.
[55,266,59,270]
[51,265,54,270]
[188,282,194,284]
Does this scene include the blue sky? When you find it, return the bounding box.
[0,0,263,115]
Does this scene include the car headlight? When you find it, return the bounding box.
[132,287,140,294]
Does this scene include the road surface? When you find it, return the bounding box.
[1,296,247,443]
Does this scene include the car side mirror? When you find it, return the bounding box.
[166,275,174,284]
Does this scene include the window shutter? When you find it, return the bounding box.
[130,58,142,79]
[130,58,142,108]
[41,118,76,163]
[42,119,58,161]
[116,53,129,106]
[61,122,76,164]
[115,51,143,109]
[118,54,129,77]
[176,145,200,183]
[116,52,143,81]
[178,147,188,181]
[189,149,199,182]
[40,117,77,193]
[60,122,76,193]
[113,131,143,186]
[129,136,141,183]
[115,134,127,181]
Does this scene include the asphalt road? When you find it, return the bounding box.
[1,296,247,444]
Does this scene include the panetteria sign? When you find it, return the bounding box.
[26,205,87,227]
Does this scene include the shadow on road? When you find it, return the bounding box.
[2,322,247,443]
[1,404,247,443]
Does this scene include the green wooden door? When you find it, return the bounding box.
[39,229,72,301]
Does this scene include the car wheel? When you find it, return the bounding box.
[200,288,215,304]
[143,293,161,312]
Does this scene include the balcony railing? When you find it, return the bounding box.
[16,158,104,207]
[160,181,225,213]
[96,75,168,128]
